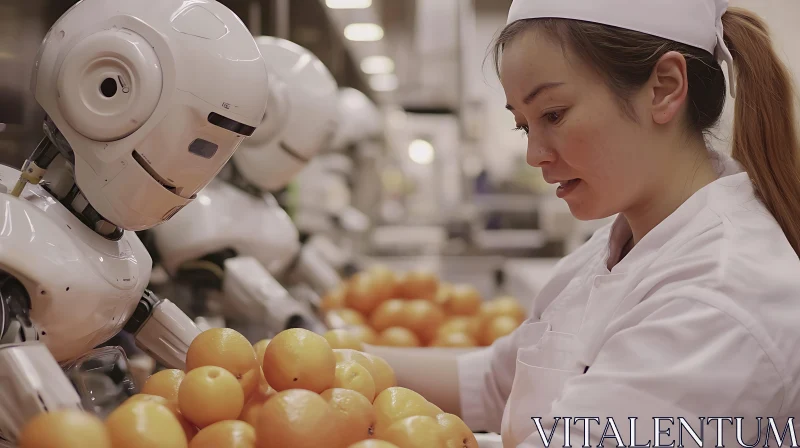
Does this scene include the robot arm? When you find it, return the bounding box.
[288,238,345,296]
[0,276,82,444]
[222,256,327,337]
[123,291,200,371]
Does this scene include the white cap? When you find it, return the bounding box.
[506,0,736,97]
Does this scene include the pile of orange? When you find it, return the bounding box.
[321,265,527,348]
[18,327,478,448]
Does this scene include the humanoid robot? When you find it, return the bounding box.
[149,36,341,340]
[292,87,385,274]
[0,0,269,443]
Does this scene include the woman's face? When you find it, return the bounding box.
[500,29,659,221]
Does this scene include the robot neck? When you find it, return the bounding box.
[220,161,266,200]
[32,121,123,240]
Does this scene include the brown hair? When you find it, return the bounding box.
[492,8,800,256]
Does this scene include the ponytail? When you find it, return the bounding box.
[723,8,800,256]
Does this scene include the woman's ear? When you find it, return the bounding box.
[649,51,689,125]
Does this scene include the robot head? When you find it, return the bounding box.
[31,0,270,231]
[232,36,339,192]
[329,87,384,152]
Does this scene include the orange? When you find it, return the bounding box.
[492,296,527,322]
[436,413,479,448]
[262,328,336,393]
[190,420,255,448]
[256,389,339,448]
[325,329,366,351]
[252,339,271,366]
[141,369,185,404]
[124,394,198,441]
[347,324,379,345]
[345,272,389,316]
[367,265,399,299]
[361,353,397,395]
[106,400,188,448]
[377,327,421,347]
[438,317,481,341]
[445,285,482,316]
[335,350,397,397]
[326,308,367,328]
[373,387,439,438]
[369,299,407,332]
[347,441,400,448]
[381,416,446,448]
[321,388,377,446]
[430,332,478,348]
[321,284,347,311]
[238,392,273,428]
[433,283,454,308]
[179,366,245,428]
[481,315,519,346]
[396,271,439,300]
[255,366,273,396]
[238,367,261,400]
[482,297,526,323]
[401,300,446,344]
[18,409,111,448]
[334,360,376,401]
[185,328,259,399]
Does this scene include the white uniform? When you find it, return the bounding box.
[458,150,800,447]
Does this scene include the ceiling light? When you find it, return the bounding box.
[361,55,394,74]
[408,139,435,165]
[344,23,384,42]
[326,0,372,8]
[369,74,398,92]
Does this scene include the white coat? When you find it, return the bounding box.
[458,150,800,448]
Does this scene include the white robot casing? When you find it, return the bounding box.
[31,0,270,231]
[233,36,339,192]
[0,165,151,363]
[329,87,384,152]
[153,179,301,278]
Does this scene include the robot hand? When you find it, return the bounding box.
[287,240,344,296]
[223,257,327,337]
[0,344,84,444]
[124,291,201,371]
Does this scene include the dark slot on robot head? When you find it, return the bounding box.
[131,151,180,196]
[207,112,256,136]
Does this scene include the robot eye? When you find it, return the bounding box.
[207,112,256,136]
[100,78,118,98]
[188,139,218,159]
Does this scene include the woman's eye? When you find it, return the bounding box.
[513,125,529,135]
[544,110,564,124]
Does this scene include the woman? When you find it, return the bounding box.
[394,1,800,447]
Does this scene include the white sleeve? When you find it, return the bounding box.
[517,295,785,448]
[457,317,545,433]
[457,226,613,433]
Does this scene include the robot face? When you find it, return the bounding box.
[232,36,339,193]
[31,0,270,231]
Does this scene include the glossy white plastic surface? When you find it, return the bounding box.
[0,343,83,444]
[329,87,384,152]
[233,36,339,192]
[133,299,200,371]
[31,0,270,230]
[152,179,301,278]
[0,165,151,362]
[223,256,326,336]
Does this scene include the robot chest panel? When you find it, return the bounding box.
[0,173,151,360]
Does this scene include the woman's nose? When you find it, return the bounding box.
[526,140,556,167]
